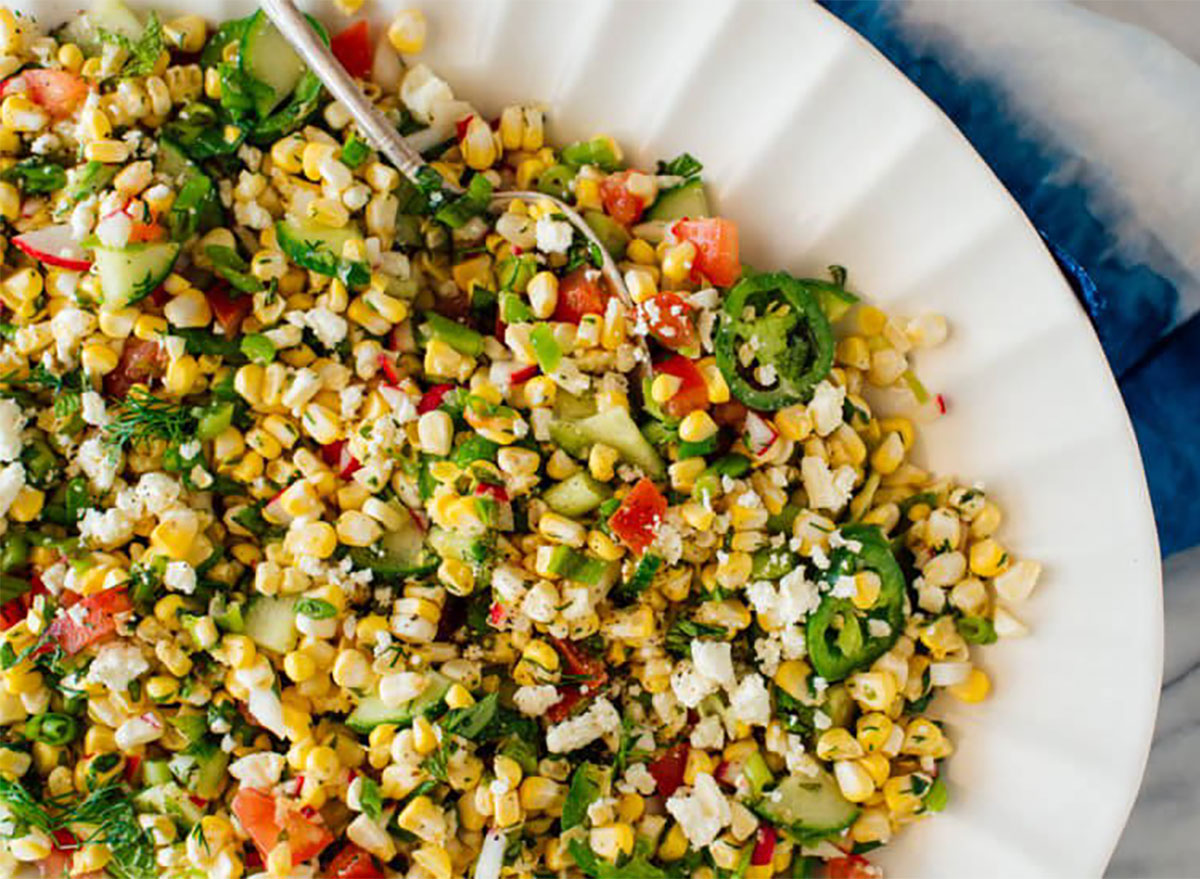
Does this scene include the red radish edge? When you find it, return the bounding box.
[12,226,92,271]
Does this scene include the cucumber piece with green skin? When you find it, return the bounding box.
[752,768,859,841]
[58,0,142,56]
[133,782,204,829]
[275,217,369,287]
[141,759,172,787]
[574,407,665,479]
[647,179,710,222]
[553,389,598,421]
[243,595,298,654]
[93,241,181,309]
[548,420,591,459]
[428,527,492,566]
[346,671,451,734]
[239,10,307,117]
[543,472,612,518]
[583,210,630,258]
[169,742,229,800]
[349,509,437,577]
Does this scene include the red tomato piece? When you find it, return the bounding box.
[104,337,165,398]
[553,268,609,324]
[827,855,881,879]
[654,355,709,419]
[327,843,383,879]
[674,218,741,287]
[6,70,90,118]
[642,292,698,351]
[46,587,132,655]
[205,284,251,337]
[600,171,646,226]
[330,21,373,80]
[648,742,689,798]
[751,826,777,866]
[417,383,454,413]
[608,477,668,554]
[0,594,26,631]
[546,637,609,723]
[231,788,333,866]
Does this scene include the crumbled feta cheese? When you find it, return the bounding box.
[691,641,735,687]
[164,561,197,594]
[545,697,620,753]
[535,217,573,254]
[690,715,726,750]
[754,637,782,677]
[79,391,109,427]
[229,752,285,789]
[305,306,349,349]
[135,471,182,517]
[95,211,132,249]
[867,619,892,638]
[87,644,148,692]
[807,380,846,437]
[619,762,659,796]
[780,625,807,660]
[670,660,717,709]
[0,461,21,519]
[801,456,854,511]
[0,399,25,461]
[730,674,771,727]
[399,64,455,123]
[78,506,135,548]
[513,684,560,717]
[76,436,121,493]
[666,772,732,848]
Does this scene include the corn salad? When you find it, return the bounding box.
[0,3,1039,879]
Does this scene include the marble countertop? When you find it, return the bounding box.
[1107,545,1200,877]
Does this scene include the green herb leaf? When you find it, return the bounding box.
[295,598,337,620]
[2,157,67,194]
[441,692,498,740]
[657,152,703,179]
[664,619,728,657]
[105,387,196,449]
[561,762,606,832]
[359,777,382,821]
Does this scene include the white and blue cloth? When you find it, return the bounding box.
[824,1,1200,556]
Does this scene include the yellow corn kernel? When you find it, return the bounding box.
[8,486,44,523]
[445,683,475,710]
[856,713,894,753]
[1,95,47,132]
[854,305,887,337]
[0,181,16,221]
[271,134,306,174]
[846,671,898,713]
[150,516,198,561]
[968,538,1008,578]
[680,500,715,531]
[682,749,714,786]
[164,355,199,396]
[650,373,682,405]
[852,570,882,610]
[678,410,718,444]
[388,9,427,54]
[461,115,498,170]
[773,660,810,702]
[834,760,876,803]
[590,823,635,862]
[901,717,952,758]
[287,520,338,560]
[83,138,130,163]
[949,668,991,703]
[660,241,696,283]
[658,823,688,862]
[816,728,864,761]
[133,314,167,341]
[883,775,923,818]
[836,335,871,370]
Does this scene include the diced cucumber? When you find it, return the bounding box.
[346,671,451,734]
[93,242,181,309]
[554,390,598,421]
[349,507,437,577]
[276,217,369,287]
[240,10,307,117]
[428,527,492,566]
[583,210,630,258]
[543,472,611,518]
[575,407,665,479]
[58,0,142,56]
[647,179,710,222]
[544,546,618,586]
[141,759,172,787]
[133,782,204,829]
[548,420,591,459]
[244,595,298,654]
[169,742,229,800]
[752,768,859,841]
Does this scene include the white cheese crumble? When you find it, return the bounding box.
[545,697,620,753]
[666,772,731,848]
[535,217,573,254]
[0,398,25,461]
[86,643,149,692]
[513,684,560,717]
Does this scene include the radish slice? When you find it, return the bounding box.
[12,225,92,271]
[744,411,778,457]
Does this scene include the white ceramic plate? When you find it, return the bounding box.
[22,0,1163,875]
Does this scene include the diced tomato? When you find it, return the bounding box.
[206,283,251,337]
[642,292,697,351]
[377,353,403,387]
[674,218,741,287]
[647,742,689,798]
[327,843,383,879]
[608,477,667,555]
[751,826,777,866]
[553,268,609,324]
[826,855,880,879]
[417,383,453,413]
[547,637,609,723]
[4,70,90,118]
[654,355,709,419]
[0,593,26,631]
[487,602,510,628]
[600,170,646,226]
[104,337,165,398]
[231,788,333,866]
[330,21,373,80]
[46,587,132,655]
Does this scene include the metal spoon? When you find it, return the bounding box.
[261,0,641,324]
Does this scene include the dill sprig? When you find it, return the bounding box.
[104,386,194,449]
[61,784,155,879]
[1,364,83,417]
[0,775,54,832]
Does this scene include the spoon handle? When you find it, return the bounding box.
[260,0,456,193]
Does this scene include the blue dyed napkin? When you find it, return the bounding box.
[823,1,1200,556]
